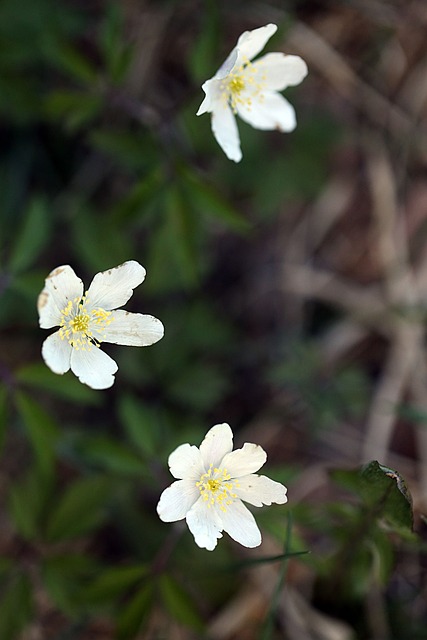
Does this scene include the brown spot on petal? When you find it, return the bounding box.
[37,290,49,310]
[48,267,65,279]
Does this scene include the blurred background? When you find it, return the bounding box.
[0,0,426,638]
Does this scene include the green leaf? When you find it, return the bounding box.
[118,394,159,456]
[0,573,32,640]
[179,165,250,232]
[110,168,163,223]
[90,129,157,170]
[83,564,148,605]
[53,43,98,84]
[42,553,100,615]
[187,0,219,82]
[168,362,229,411]
[15,392,59,476]
[45,476,113,542]
[15,362,101,405]
[330,461,414,534]
[0,385,8,454]
[158,575,204,631]
[116,584,153,640]
[8,467,52,540]
[99,3,132,84]
[75,434,147,476]
[8,197,51,273]
[45,90,103,131]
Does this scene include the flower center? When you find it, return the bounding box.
[220,58,266,113]
[229,76,245,95]
[59,296,113,350]
[196,465,238,511]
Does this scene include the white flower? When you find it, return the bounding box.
[196,23,308,162]
[157,423,287,551]
[37,261,164,389]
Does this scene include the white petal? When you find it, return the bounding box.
[236,91,296,131]
[38,265,83,329]
[199,423,233,469]
[215,47,239,79]
[168,443,205,480]
[41,331,72,375]
[250,53,308,91]
[220,499,261,548]
[186,497,223,551]
[221,442,267,477]
[70,347,118,389]
[86,261,146,311]
[157,480,200,522]
[211,102,242,162]
[98,310,164,347]
[235,474,288,507]
[235,23,277,63]
[197,77,224,115]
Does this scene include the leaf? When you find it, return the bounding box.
[15,362,101,405]
[0,573,32,640]
[15,392,59,476]
[187,0,219,82]
[44,90,103,131]
[179,164,250,232]
[158,575,204,631]
[330,461,414,534]
[82,564,148,605]
[0,385,8,454]
[53,43,98,84]
[116,584,153,640]
[8,197,51,273]
[8,467,52,540]
[75,435,147,476]
[45,475,113,542]
[99,3,133,84]
[110,168,163,223]
[118,394,159,456]
[42,553,100,615]
[90,129,157,170]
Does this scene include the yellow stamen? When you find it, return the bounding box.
[196,465,239,512]
[59,295,113,350]
[219,58,266,113]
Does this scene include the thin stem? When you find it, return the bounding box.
[259,511,293,640]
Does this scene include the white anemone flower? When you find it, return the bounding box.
[197,23,308,162]
[157,423,287,551]
[37,261,164,389]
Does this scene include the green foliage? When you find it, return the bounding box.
[158,574,204,631]
[0,573,33,640]
[0,1,425,638]
[331,460,414,535]
[45,475,114,542]
[16,362,101,405]
[15,392,59,476]
[8,197,52,274]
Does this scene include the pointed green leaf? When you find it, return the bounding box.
[179,165,250,232]
[8,467,52,540]
[15,392,59,476]
[8,197,51,273]
[158,575,204,631]
[75,434,147,476]
[16,362,101,405]
[116,584,153,640]
[118,394,158,456]
[45,476,113,542]
[83,564,148,605]
[330,461,414,534]
[0,573,32,640]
